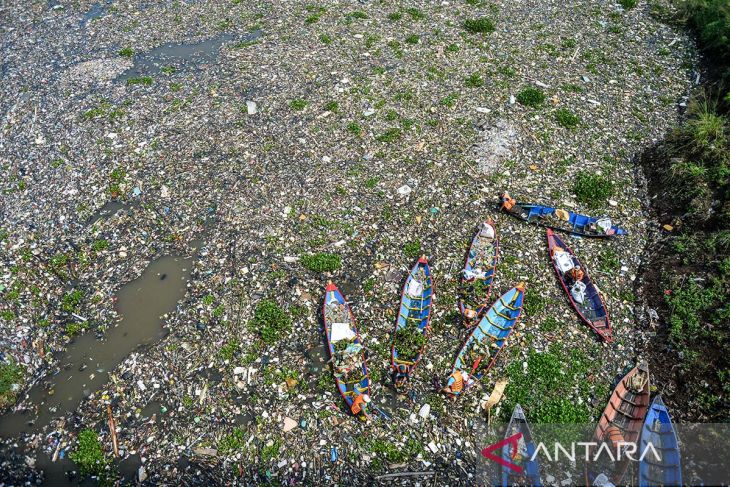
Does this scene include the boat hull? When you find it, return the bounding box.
[390,256,433,385]
[446,285,525,396]
[323,283,371,412]
[546,229,612,342]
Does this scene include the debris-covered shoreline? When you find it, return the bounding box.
[0,0,697,483]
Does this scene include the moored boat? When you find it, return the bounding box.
[501,403,542,487]
[499,191,627,237]
[639,395,682,487]
[546,229,612,342]
[586,362,651,485]
[458,219,499,326]
[391,256,433,388]
[442,284,525,397]
[323,282,371,420]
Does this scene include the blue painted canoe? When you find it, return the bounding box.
[547,229,612,342]
[501,404,542,487]
[445,284,524,397]
[500,193,627,238]
[391,256,433,387]
[458,219,499,326]
[639,395,682,487]
[323,282,371,413]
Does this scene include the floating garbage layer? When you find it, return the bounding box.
[0,0,697,483]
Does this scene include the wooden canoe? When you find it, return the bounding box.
[499,192,627,237]
[546,229,612,342]
[445,284,525,397]
[458,219,499,326]
[501,403,542,487]
[323,282,371,415]
[639,395,682,487]
[586,362,651,485]
[390,256,433,387]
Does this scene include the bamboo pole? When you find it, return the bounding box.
[106,405,119,457]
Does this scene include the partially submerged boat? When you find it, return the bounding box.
[639,395,682,487]
[501,404,542,487]
[391,256,433,387]
[586,362,651,485]
[323,282,371,418]
[443,284,525,397]
[499,191,627,237]
[546,229,612,342]
[458,219,499,326]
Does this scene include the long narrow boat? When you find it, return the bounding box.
[546,229,612,342]
[390,256,433,387]
[458,219,499,326]
[443,284,525,397]
[499,191,627,237]
[639,395,682,487]
[501,404,542,487]
[323,282,371,418]
[586,362,651,485]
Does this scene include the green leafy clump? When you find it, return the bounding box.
[301,252,341,272]
[91,239,109,252]
[516,87,546,107]
[440,92,458,107]
[619,0,637,9]
[465,72,484,88]
[364,435,424,471]
[347,122,362,135]
[320,33,333,44]
[682,0,730,76]
[599,248,621,273]
[574,171,614,207]
[108,167,125,195]
[219,427,247,453]
[554,108,581,128]
[393,320,426,360]
[118,47,134,58]
[405,7,426,20]
[126,76,153,86]
[502,346,592,423]
[363,277,375,293]
[247,300,292,345]
[0,360,23,409]
[70,429,111,479]
[665,278,723,346]
[61,289,84,313]
[219,339,240,360]
[463,17,495,34]
[403,240,422,258]
[324,101,339,112]
[539,316,560,332]
[522,292,547,316]
[289,99,308,111]
[405,34,419,44]
[260,438,282,463]
[376,127,402,142]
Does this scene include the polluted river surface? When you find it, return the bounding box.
[0,254,193,441]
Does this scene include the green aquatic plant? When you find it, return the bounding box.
[301,253,341,272]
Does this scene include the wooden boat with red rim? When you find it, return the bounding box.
[322,281,371,417]
[546,228,612,342]
[585,362,651,485]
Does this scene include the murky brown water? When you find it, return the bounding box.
[0,254,192,438]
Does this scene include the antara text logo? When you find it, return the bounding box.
[481,433,662,468]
